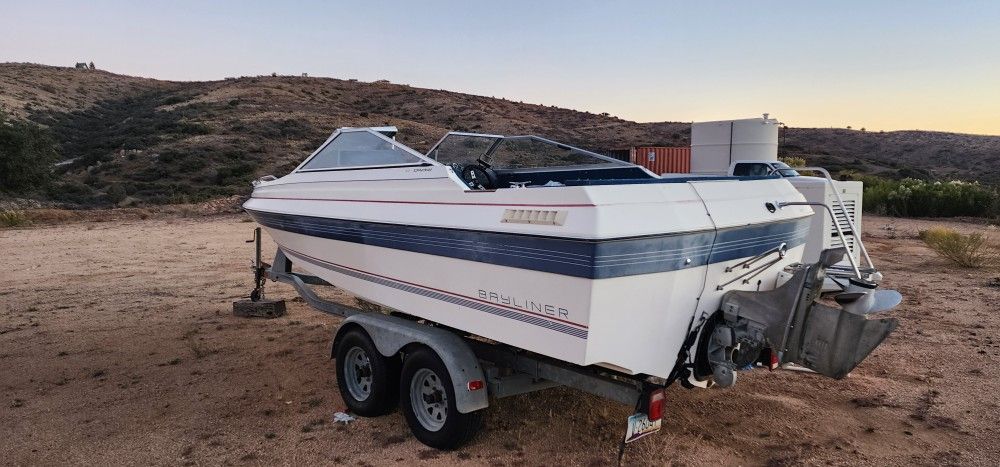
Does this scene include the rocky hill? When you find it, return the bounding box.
[781,127,1000,183]
[1,63,998,206]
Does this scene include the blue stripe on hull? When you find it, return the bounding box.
[247,209,809,279]
[284,248,589,339]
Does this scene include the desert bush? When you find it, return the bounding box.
[251,118,315,139]
[25,208,81,223]
[919,227,999,268]
[46,180,97,203]
[779,156,807,167]
[31,92,217,175]
[106,184,127,203]
[215,162,255,185]
[854,176,1000,219]
[0,210,31,227]
[0,111,59,194]
[160,95,187,106]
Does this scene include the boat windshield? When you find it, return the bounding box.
[299,129,425,171]
[427,133,501,165]
[428,132,627,169]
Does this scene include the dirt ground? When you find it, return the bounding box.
[2,214,998,466]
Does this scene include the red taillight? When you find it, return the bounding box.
[467,380,484,391]
[647,389,665,421]
[769,350,780,371]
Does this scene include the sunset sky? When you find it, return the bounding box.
[2,0,998,134]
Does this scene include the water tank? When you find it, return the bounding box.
[690,117,780,174]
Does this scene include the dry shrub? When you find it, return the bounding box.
[25,208,81,223]
[0,210,31,227]
[779,156,807,168]
[919,227,1000,268]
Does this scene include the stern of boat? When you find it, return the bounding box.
[689,247,899,387]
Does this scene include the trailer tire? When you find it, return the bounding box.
[334,328,400,416]
[400,347,481,449]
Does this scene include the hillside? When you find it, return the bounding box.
[781,127,1000,183]
[1,63,998,206]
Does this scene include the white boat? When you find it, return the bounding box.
[244,126,897,383]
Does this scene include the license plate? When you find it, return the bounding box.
[624,412,661,443]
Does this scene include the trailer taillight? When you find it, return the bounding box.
[467,380,484,391]
[647,389,665,421]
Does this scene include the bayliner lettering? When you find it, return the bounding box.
[478,289,569,319]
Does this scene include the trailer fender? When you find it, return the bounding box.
[333,313,488,414]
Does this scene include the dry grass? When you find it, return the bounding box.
[779,155,807,167]
[24,208,82,223]
[919,227,1000,268]
[0,210,31,227]
[0,197,244,228]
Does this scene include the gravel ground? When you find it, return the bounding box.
[1,214,998,465]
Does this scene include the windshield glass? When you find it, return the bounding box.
[428,134,501,165]
[773,161,800,177]
[428,132,626,169]
[301,130,423,170]
[489,136,626,169]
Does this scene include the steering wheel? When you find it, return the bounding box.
[459,164,498,190]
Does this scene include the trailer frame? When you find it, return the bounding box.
[250,238,662,447]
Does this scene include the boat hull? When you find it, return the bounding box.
[245,164,816,378]
[253,214,809,378]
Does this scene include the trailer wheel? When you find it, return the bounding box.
[334,328,399,416]
[400,347,481,449]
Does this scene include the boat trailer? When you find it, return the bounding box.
[240,228,665,452]
[239,227,898,453]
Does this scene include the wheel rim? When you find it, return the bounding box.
[410,368,447,431]
[344,346,373,401]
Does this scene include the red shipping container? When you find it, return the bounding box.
[629,147,691,174]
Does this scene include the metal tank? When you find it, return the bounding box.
[690,116,780,174]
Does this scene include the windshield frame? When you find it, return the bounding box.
[426,132,630,170]
[294,127,438,173]
[425,132,504,165]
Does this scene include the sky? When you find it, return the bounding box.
[2,0,999,135]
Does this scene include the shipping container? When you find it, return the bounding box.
[629,147,691,174]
